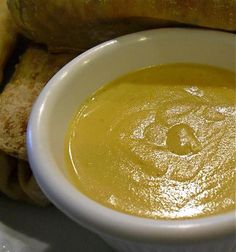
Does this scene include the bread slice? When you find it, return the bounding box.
[0,46,75,159]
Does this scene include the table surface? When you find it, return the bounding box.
[0,195,114,252]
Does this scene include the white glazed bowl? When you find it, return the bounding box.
[27,28,236,252]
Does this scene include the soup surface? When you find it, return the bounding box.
[65,64,236,219]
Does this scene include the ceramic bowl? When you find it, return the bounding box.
[27,28,236,252]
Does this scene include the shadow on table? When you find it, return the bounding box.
[0,195,114,252]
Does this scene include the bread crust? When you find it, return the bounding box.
[7,0,236,52]
[0,0,17,83]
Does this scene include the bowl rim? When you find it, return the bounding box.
[27,28,236,243]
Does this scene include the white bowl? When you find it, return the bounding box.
[27,28,236,252]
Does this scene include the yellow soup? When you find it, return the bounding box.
[65,64,236,220]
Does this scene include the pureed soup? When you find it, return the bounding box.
[65,64,236,220]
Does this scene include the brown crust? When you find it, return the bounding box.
[0,0,17,83]
[7,0,236,52]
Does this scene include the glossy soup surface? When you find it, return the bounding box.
[65,64,235,219]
